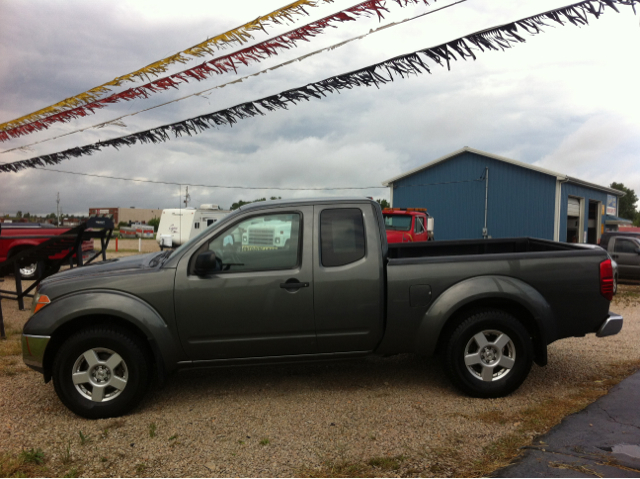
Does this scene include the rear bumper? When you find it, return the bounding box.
[596,312,623,337]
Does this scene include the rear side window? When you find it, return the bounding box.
[614,239,638,254]
[321,209,365,267]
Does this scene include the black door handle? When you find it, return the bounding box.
[280,280,309,289]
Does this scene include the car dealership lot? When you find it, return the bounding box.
[1,258,639,477]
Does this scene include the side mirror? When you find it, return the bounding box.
[194,251,218,276]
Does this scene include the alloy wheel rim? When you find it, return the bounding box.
[464,329,516,382]
[72,348,128,402]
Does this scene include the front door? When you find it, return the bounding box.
[174,207,316,360]
[612,237,640,279]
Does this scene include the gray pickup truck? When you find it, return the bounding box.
[22,198,622,418]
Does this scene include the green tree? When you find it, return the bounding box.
[376,198,390,209]
[24,212,31,219]
[610,182,638,220]
[147,217,160,230]
[16,210,22,219]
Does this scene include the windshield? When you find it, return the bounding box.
[383,214,412,231]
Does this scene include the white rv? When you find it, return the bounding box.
[156,204,230,247]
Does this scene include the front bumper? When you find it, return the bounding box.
[596,312,623,337]
[21,334,50,373]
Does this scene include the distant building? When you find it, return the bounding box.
[383,147,625,244]
[89,207,162,225]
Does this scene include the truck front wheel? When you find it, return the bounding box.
[52,327,151,419]
[444,310,533,398]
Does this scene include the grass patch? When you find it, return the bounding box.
[19,448,44,465]
[0,451,51,477]
[0,339,22,357]
[149,423,157,438]
[367,455,405,471]
[299,455,406,477]
[259,437,270,446]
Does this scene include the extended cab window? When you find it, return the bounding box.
[200,213,301,273]
[321,209,365,267]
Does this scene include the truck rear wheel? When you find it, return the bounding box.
[444,310,533,398]
[52,327,150,419]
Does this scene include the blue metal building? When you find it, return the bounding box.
[383,147,625,243]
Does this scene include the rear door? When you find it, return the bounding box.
[312,203,385,353]
[174,206,316,360]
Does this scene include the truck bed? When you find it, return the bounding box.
[388,237,581,259]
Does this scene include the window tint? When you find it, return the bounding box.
[321,209,365,267]
[614,239,638,254]
[201,213,301,273]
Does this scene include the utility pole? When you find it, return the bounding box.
[183,186,191,208]
[56,192,60,226]
[483,167,489,239]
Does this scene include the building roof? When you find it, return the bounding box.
[605,215,633,225]
[382,146,625,197]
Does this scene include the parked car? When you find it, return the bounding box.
[600,234,640,281]
[383,207,434,243]
[22,198,621,418]
[600,231,640,249]
[0,223,94,279]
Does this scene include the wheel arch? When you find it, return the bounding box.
[415,276,555,366]
[29,291,181,384]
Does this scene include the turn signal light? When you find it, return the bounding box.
[33,294,51,314]
[600,259,614,301]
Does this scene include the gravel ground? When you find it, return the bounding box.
[1,256,639,477]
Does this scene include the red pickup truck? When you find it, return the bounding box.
[383,208,434,243]
[0,223,94,279]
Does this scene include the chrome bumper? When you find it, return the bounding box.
[596,312,623,337]
[22,334,51,373]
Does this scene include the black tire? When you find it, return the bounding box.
[444,310,533,398]
[18,260,43,280]
[8,248,43,280]
[52,327,151,419]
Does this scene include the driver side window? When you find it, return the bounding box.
[201,212,301,273]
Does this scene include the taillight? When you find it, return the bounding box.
[600,259,614,301]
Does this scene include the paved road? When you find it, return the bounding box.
[494,370,640,477]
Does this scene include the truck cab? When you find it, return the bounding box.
[383,208,434,243]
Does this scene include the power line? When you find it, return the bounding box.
[34,166,484,190]
[34,167,387,190]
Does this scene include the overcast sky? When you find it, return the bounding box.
[1,0,638,216]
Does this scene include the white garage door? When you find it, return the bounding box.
[567,197,581,217]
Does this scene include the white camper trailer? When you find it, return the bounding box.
[156,204,230,247]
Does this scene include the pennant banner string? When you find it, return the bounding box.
[0,0,437,143]
[1,0,637,174]
[1,0,466,155]
[0,0,340,133]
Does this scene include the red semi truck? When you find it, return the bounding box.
[382,208,434,243]
[0,223,94,279]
